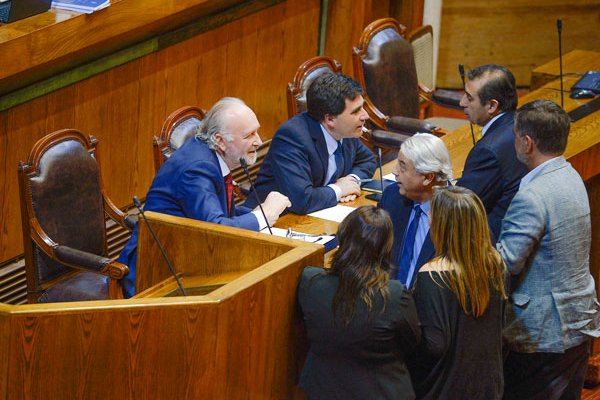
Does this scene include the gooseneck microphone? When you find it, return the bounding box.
[133,196,187,296]
[239,157,273,235]
[557,17,564,108]
[459,64,476,146]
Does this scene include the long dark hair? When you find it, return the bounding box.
[328,206,394,325]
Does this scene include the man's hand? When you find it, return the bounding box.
[340,194,357,203]
[334,176,362,198]
[260,191,291,225]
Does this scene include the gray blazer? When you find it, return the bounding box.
[497,156,600,353]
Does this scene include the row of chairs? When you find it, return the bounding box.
[17,18,464,305]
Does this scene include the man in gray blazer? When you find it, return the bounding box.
[498,99,600,399]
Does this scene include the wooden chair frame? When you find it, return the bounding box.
[18,129,130,303]
[286,56,342,118]
[153,106,206,173]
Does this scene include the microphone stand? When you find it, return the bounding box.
[239,157,273,235]
[459,64,476,146]
[133,196,187,296]
[557,17,564,109]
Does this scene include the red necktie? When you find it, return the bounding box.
[224,173,233,217]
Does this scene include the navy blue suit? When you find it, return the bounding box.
[118,138,258,297]
[457,112,527,242]
[245,112,376,214]
[378,185,435,289]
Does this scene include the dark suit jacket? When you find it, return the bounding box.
[457,112,527,242]
[245,112,376,214]
[118,138,258,297]
[298,266,421,400]
[378,185,436,288]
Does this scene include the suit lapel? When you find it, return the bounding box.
[305,113,330,186]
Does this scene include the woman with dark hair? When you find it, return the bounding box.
[298,205,421,400]
[409,186,506,399]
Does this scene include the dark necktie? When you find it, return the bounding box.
[397,204,423,285]
[224,173,233,217]
[328,141,344,184]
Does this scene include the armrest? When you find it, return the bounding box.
[54,245,129,279]
[386,116,437,134]
[432,89,463,110]
[124,214,138,230]
[370,130,411,150]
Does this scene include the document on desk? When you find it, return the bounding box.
[308,204,356,223]
[260,227,338,251]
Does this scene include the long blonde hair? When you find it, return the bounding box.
[428,186,506,317]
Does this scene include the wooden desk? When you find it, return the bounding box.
[530,50,600,91]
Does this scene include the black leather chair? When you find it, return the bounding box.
[18,129,133,303]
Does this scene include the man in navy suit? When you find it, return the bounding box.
[245,73,377,214]
[378,133,452,289]
[118,97,290,298]
[457,64,527,242]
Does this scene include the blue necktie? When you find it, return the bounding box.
[328,142,344,184]
[397,204,423,285]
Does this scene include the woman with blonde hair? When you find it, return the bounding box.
[298,205,421,400]
[409,186,506,399]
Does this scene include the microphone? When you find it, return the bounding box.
[365,147,385,202]
[557,17,564,108]
[132,196,187,296]
[239,157,273,235]
[459,63,476,146]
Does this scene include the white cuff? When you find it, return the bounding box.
[252,210,268,230]
[327,184,342,201]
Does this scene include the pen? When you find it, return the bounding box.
[314,237,323,243]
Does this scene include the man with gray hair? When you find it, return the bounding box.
[378,133,452,288]
[118,97,290,297]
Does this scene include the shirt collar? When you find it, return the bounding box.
[320,123,342,156]
[481,112,505,137]
[415,199,430,217]
[518,157,557,190]
[216,153,230,177]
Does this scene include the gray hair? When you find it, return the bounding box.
[401,133,452,182]
[195,97,246,149]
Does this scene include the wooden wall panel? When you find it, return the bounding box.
[324,0,392,72]
[437,0,600,88]
[0,0,320,264]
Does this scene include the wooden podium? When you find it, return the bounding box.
[0,212,322,399]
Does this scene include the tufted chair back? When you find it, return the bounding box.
[286,56,343,118]
[18,129,131,303]
[153,106,205,173]
[353,18,420,124]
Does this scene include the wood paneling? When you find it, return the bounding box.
[437,0,600,88]
[324,0,391,72]
[0,213,322,398]
[0,0,320,264]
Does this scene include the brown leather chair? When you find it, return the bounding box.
[352,18,466,137]
[287,56,343,118]
[153,106,205,173]
[18,129,132,303]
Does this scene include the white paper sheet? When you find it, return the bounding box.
[307,204,356,223]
